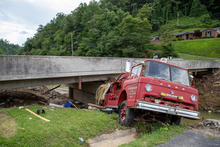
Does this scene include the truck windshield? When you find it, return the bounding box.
[170,66,189,86]
[145,61,190,86]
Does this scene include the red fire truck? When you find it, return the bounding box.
[97,59,200,126]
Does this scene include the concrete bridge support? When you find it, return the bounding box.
[68,81,105,104]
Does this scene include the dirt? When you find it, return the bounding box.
[194,69,220,112]
[88,128,137,147]
[0,113,17,138]
[0,86,72,108]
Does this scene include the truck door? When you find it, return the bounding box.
[126,65,142,107]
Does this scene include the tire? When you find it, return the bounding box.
[119,100,134,126]
[171,116,181,125]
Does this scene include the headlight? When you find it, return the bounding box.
[145,84,152,92]
[191,95,197,102]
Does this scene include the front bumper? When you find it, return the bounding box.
[136,101,200,119]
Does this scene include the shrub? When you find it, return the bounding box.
[176,37,184,41]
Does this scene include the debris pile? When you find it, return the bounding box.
[29,86,69,104]
[194,69,220,112]
[0,86,71,107]
[195,119,220,138]
[197,119,220,130]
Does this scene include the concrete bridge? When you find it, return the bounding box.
[0,55,220,103]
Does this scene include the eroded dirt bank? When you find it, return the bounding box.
[194,69,220,112]
[0,86,71,107]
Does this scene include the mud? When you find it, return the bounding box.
[88,128,137,147]
[0,113,17,138]
[194,69,220,112]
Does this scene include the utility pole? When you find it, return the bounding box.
[71,32,73,56]
[177,12,179,26]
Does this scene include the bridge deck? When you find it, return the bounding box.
[0,55,220,89]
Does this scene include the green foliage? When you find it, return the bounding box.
[20,0,220,57]
[121,124,186,147]
[190,0,208,17]
[137,4,152,20]
[157,15,220,39]
[115,15,152,57]
[173,38,220,58]
[0,48,3,54]
[0,39,20,55]
[161,43,178,57]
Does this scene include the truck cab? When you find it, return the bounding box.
[102,59,200,126]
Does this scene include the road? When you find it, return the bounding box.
[156,130,220,147]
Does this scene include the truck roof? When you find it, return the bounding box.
[144,59,187,70]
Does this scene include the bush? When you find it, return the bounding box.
[176,37,184,41]
[160,43,178,58]
[202,36,214,39]
[218,34,220,38]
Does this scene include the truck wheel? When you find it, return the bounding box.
[171,116,181,125]
[119,101,134,126]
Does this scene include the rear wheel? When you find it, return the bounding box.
[119,100,134,126]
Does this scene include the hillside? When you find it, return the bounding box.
[173,38,220,58]
[0,39,20,55]
[19,0,220,58]
[156,16,220,37]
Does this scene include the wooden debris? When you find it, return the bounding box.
[25,108,50,122]
[88,103,105,109]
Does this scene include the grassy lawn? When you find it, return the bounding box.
[0,105,122,147]
[173,38,220,58]
[1,105,219,147]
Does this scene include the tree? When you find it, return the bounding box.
[190,0,208,17]
[0,48,3,54]
[0,39,20,55]
[114,15,152,57]
[137,4,152,20]
[161,43,178,57]
[20,0,216,57]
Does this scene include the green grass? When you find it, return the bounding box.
[0,105,123,147]
[121,124,186,147]
[173,38,220,58]
[1,105,219,147]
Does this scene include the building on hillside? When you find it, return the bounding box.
[200,28,219,38]
[173,27,220,40]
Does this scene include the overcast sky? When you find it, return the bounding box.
[0,0,91,46]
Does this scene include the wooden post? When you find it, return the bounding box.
[69,87,74,100]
